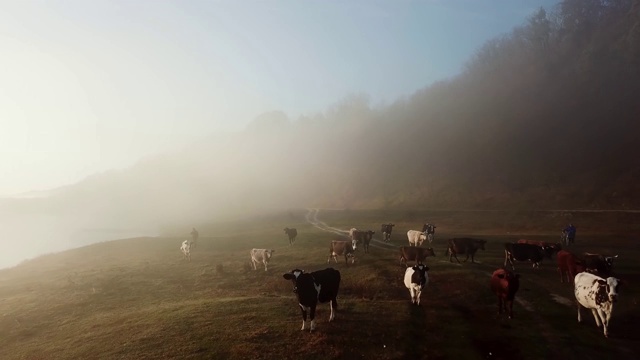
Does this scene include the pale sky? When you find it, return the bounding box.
[0,0,558,197]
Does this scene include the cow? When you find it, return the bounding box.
[328,240,357,265]
[574,272,621,338]
[447,238,487,263]
[381,223,395,242]
[284,227,298,246]
[403,264,430,305]
[180,240,191,261]
[504,243,546,270]
[421,223,436,243]
[352,230,375,253]
[517,239,562,259]
[407,230,428,247]
[250,248,275,271]
[557,250,586,283]
[282,268,341,332]
[490,268,520,319]
[399,246,436,266]
[582,253,618,277]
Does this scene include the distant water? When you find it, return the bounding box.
[0,213,156,270]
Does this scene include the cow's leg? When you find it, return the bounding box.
[251,259,256,270]
[309,304,317,332]
[416,288,422,306]
[507,299,514,319]
[263,260,268,271]
[577,303,582,323]
[470,253,476,263]
[329,297,337,321]
[299,305,308,331]
[590,308,602,327]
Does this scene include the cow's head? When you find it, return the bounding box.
[426,247,436,257]
[596,277,621,303]
[283,269,306,292]
[411,263,430,284]
[266,249,275,259]
[605,255,618,267]
[351,238,357,250]
[476,239,487,250]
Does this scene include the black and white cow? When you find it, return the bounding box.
[328,240,357,265]
[403,264,430,305]
[381,223,395,242]
[282,268,341,332]
[504,243,546,270]
[574,272,621,338]
[284,227,298,246]
[180,240,191,261]
[421,223,436,243]
[250,248,275,271]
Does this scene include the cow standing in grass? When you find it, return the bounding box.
[490,268,520,319]
[504,243,547,270]
[399,246,436,266]
[328,240,356,265]
[574,272,621,338]
[407,230,428,247]
[180,240,191,261]
[284,228,297,246]
[404,264,430,305]
[250,249,275,271]
[447,238,486,263]
[582,253,618,277]
[381,223,395,242]
[557,250,585,283]
[283,268,341,332]
[352,230,375,253]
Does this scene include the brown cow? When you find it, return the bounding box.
[490,268,520,319]
[448,238,486,263]
[328,240,357,265]
[399,246,436,266]
[557,250,585,283]
[517,239,562,259]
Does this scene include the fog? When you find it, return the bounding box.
[4,0,640,269]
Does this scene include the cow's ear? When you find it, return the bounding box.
[597,279,606,285]
[271,249,275,253]
[283,273,294,280]
[424,266,430,272]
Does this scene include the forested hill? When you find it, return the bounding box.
[7,0,640,228]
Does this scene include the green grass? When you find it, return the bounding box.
[0,209,639,359]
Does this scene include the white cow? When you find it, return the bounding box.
[407,230,427,247]
[250,248,275,271]
[180,240,191,261]
[403,264,430,305]
[574,272,621,338]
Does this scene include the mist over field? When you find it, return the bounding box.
[2,0,640,269]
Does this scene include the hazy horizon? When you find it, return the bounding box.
[0,0,558,197]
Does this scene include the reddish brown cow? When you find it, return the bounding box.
[557,250,586,283]
[490,268,520,319]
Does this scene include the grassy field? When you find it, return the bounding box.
[0,208,639,359]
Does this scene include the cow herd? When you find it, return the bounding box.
[179,221,623,338]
